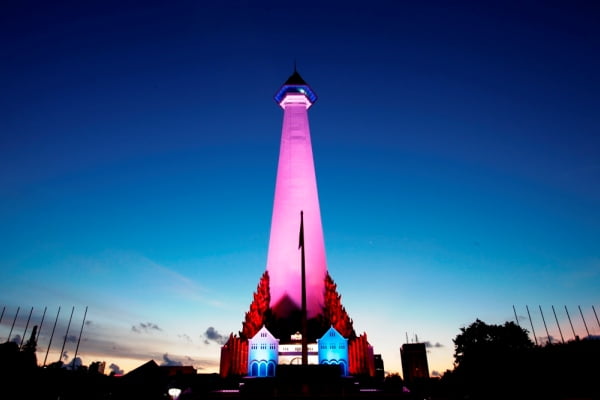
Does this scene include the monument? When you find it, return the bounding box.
[220,70,375,378]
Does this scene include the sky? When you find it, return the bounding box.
[1,0,599,377]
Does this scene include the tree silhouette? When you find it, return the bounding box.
[449,319,534,399]
[444,319,600,399]
[453,318,533,368]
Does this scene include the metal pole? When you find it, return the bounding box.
[552,305,565,343]
[0,307,4,342]
[58,306,75,364]
[565,306,577,340]
[526,305,538,345]
[37,306,47,343]
[513,305,520,326]
[44,307,61,366]
[72,306,88,366]
[593,305,600,331]
[19,307,34,350]
[299,211,308,366]
[539,305,551,345]
[7,306,20,343]
[578,306,590,338]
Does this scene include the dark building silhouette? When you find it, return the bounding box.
[373,354,384,381]
[400,343,429,381]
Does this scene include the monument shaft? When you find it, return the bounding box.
[267,79,327,319]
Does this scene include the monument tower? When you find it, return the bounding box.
[220,70,375,378]
[267,69,326,320]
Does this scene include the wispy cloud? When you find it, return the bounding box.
[158,353,215,371]
[131,322,162,334]
[149,262,225,308]
[178,333,192,343]
[424,341,444,349]
[563,258,600,287]
[65,334,78,343]
[25,250,222,311]
[153,353,218,372]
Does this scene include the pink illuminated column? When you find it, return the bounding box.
[267,71,327,319]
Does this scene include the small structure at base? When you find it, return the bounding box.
[318,326,349,376]
[247,326,279,377]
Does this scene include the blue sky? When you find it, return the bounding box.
[1,1,599,376]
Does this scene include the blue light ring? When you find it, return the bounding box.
[274,84,318,104]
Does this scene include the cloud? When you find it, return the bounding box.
[34,323,220,374]
[65,357,83,370]
[185,356,196,364]
[153,353,217,371]
[131,322,162,334]
[65,334,78,343]
[109,363,124,375]
[431,370,443,377]
[203,327,227,345]
[161,353,183,367]
[27,251,219,316]
[424,341,444,348]
[178,334,192,343]
[10,334,21,344]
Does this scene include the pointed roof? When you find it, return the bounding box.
[249,325,279,342]
[319,326,347,343]
[283,70,308,86]
[274,69,318,105]
[122,359,160,381]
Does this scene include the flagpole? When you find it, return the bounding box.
[7,307,20,343]
[58,306,74,364]
[37,306,47,343]
[299,210,308,365]
[44,307,61,366]
[20,307,34,350]
[552,305,565,343]
[526,305,538,345]
[73,306,88,367]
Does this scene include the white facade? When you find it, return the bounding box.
[278,342,319,365]
[248,326,279,377]
[317,326,349,376]
[248,326,351,377]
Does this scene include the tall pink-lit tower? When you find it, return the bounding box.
[267,70,327,319]
[220,71,374,378]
